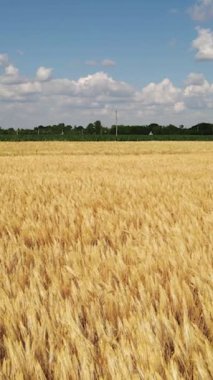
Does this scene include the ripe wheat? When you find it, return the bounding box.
[0,142,212,379]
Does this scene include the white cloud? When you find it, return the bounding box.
[185,72,206,85]
[136,78,181,105]
[18,81,42,95]
[183,74,213,109]
[101,59,116,67]
[74,72,132,98]
[0,53,213,128]
[0,53,9,66]
[192,27,213,60]
[5,64,19,77]
[43,72,133,101]
[189,0,213,21]
[174,102,186,112]
[36,66,53,81]
[184,79,212,97]
[0,53,21,84]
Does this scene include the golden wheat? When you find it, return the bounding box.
[0,142,212,379]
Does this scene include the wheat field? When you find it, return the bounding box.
[0,142,212,380]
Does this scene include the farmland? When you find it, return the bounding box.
[0,134,213,142]
[0,142,213,379]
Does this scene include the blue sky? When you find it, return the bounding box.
[0,0,213,128]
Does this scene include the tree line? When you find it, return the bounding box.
[0,121,213,136]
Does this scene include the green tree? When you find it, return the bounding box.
[94,120,102,135]
[86,123,96,134]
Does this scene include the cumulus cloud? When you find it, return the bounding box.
[189,0,213,21]
[0,53,9,66]
[36,66,53,81]
[0,54,20,76]
[5,64,19,77]
[0,53,213,128]
[192,27,213,60]
[185,72,206,85]
[136,79,181,105]
[183,73,213,110]
[184,79,212,97]
[74,72,131,97]
[0,55,21,85]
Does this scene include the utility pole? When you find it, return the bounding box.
[115,109,118,139]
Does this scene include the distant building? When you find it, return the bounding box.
[149,131,153,136]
